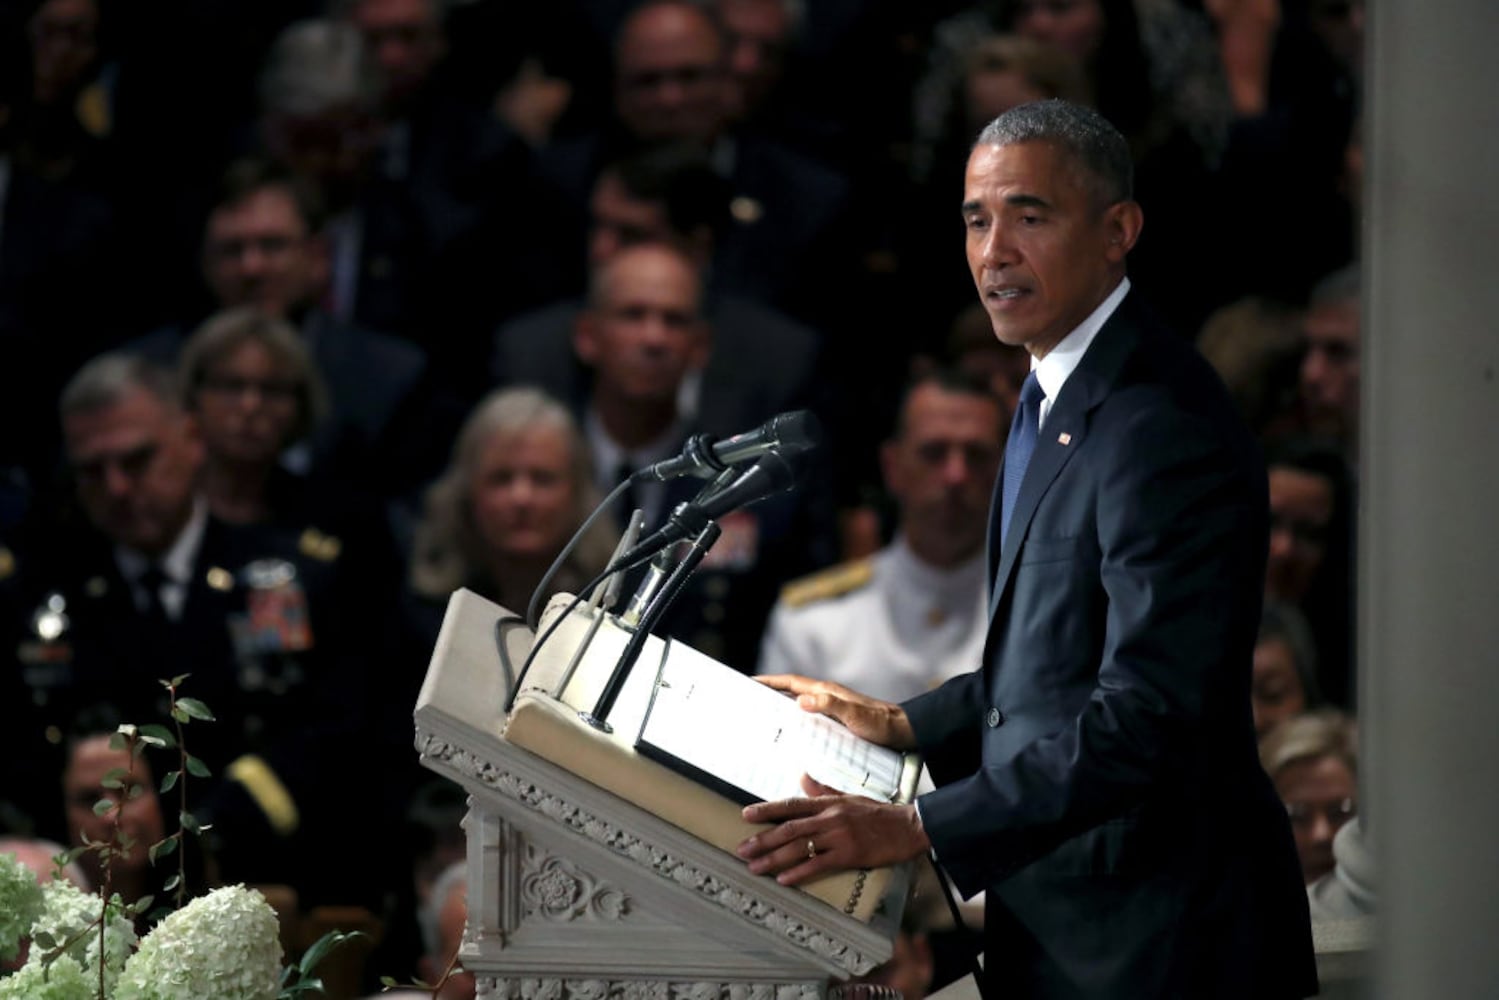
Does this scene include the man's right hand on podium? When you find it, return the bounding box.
[755,674,919,751]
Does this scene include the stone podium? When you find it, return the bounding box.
[413,588,915,998]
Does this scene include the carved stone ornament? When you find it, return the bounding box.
[475,976,821,1000]
[521,847,631,922]
[417,731,875,974]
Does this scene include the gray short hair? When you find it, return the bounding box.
[260,19,381,117]
[60,353,178,422]
[1309,264,1360,309]
[974,99,1134,207]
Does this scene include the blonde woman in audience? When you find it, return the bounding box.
[1260,709,1358,884]
[408,387,617,632]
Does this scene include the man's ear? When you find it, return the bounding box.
[1104,200,1144,262]
[573,314,599,366]
[179,411,207,471]
[879,438,904,498]
[304,233,332,295]
[689,319,712,369]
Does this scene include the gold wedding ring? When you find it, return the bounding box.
[806,838,817,859]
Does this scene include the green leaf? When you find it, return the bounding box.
[163,874,181,893]
[177,697,215,721]
[133,894,155,914]
[171,705,189,723]
[167,673,191,687]
[101,767,130,789]
[184,754,212,778]
[93,798,116,816]
[108,731,129,751]
[32,930,56,949]
[160,770,179,793]
[137,724,177,748]
[298,929,365,976]
[149,837,178,864]
[180,810,201,834]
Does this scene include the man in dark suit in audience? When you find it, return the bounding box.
[737,100,1317,998]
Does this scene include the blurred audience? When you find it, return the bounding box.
[493,142,823,473]
[407,386,616,635]
[759,371,1003,702]
[1260,709,1358,885]
[1264,436,1355,707]
[511,240,834,668]
[1196,294,1305,439]
[133,158,436,499]
[534,0,860,336]
[178,308,328,527]
[16,352,392,908]
[0,835,89,889]
[1253,600,1322,738]
[1306,815,1374,921]
[418,860,475,1000]
[1296,264,1361,457]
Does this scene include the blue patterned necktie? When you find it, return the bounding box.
[1000,372,1045,548]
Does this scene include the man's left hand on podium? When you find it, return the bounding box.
[737,777,930,886]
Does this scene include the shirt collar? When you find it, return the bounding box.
[116,497,209,587]
[888,534,987,596]
[584,407,683,486]
[1032,277,1130,413]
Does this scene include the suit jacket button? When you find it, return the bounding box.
[986,707,1005,728]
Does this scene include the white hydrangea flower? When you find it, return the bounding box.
[115,884,283,1000]
[25,878,137,990]
[0,952,93,1000]
[0,852,45,964]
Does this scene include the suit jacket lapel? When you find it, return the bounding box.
[986,295,1145,623]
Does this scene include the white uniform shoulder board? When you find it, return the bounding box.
[779,557,875,609]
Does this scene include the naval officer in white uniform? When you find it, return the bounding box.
[757,370,1004,702]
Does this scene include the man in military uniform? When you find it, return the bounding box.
[13,352,388,905]
[757,371,1004,701]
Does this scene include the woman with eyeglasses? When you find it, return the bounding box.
[178,307,330,526]
[1259,708,1358,883]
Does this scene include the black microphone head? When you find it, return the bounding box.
[700,446,801,519]
[768,410,823,454]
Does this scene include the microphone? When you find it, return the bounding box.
[610,449,800,572]
[633,410,821,482]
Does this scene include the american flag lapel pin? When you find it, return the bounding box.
[1058,432,1072,446]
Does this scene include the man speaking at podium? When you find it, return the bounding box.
[737,101,1317,999]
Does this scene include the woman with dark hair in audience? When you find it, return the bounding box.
[406,387,617,645]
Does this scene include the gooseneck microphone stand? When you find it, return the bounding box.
[581,520,722,733]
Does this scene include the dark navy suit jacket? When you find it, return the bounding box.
[903,291,1318,998]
